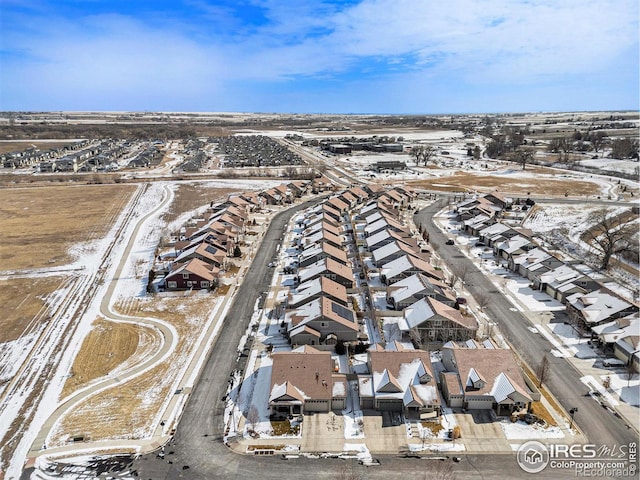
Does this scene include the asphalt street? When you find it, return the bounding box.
[21,194,637,480]
[414,199,637,449]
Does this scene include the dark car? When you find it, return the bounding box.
[445,239,455,245]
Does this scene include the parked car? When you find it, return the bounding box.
[602,358,626,367]
[445,239,455,245]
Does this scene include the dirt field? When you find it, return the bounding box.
[60,318,159,399]
[0,184,136,270]
[0,276,66,343]
[408,167,603,197]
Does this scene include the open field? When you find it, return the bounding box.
[49,293,219,445]
[60,318,157,399]
[0,184,136,270]
[0,276,65,343]
[161,184,236,225]
[407,167,603,197]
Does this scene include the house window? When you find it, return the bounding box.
[201,281,210,288]
[167,281,177,289]
[182,273,190,279]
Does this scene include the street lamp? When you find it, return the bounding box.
[569,407,578,429]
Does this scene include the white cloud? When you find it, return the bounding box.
[1,0,637,111]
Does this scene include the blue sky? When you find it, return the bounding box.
[1,0,638,114]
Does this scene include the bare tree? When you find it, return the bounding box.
[422,144,436,165]
[411,145,425,165]
[457,263,472,285]
[515,147,535,170]
[588,131,606,155]
[411,144,437,165]
[627,361,635,388]
[536,354,550,387]
[582,209,638,270]
[246,404,260,433]
[475,292,490,310]
[409,327,425,350]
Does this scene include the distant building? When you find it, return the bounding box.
[372,160,406,172]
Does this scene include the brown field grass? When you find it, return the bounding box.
[529,401,557,427]
[161,184,236,224]
[60,317,155,399]
[0,140,77,154]
[49,293,220,445]
[0,276,65,343]
[0,184,135,270]
[407,168,602,197]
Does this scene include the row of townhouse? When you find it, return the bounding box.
[2,140,89,168]
[268,338,537,420]
[268,186,536,421]
[353,190,479,348]
[458,194,639,370]
[162,182,311,291]
[282,185,377,347]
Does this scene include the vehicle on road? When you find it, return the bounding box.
[602,358,626,367]
[445,239,455,245]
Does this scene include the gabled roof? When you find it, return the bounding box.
[288,277,348,307]
[368,348,439,407]
[381,254,443,282]
[298,257,354,284]
[269,347,336,403]
[372,241,418,263]
[445,345,532,402]
[568,290,636,325]
[327,196,349,212]
[288,296,357,331]
[495,235,533,254]
[300,242,348,264]
[175,242,225,265]
[167,258,217,282]
[375,369,403,393]
[399,296,477,331]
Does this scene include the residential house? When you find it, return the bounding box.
[357,343,440,418]
[299,243,349,268]
[175,242,226,268]
[303,229,344,250]
[297,258,355,289]
[398,297,478,346]
[566,290,638,329]
[287,297,360,346]
[440,342,535,415]
[493,235,536,261]
[269,346,347,417]
[288,277,349,309]
[387,273,455,310]
[380,255,443,284]
[164,258,218,290]
[372,241,420,267]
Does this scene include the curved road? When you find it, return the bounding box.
[21,191,637,480]
[26,184,178,463]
